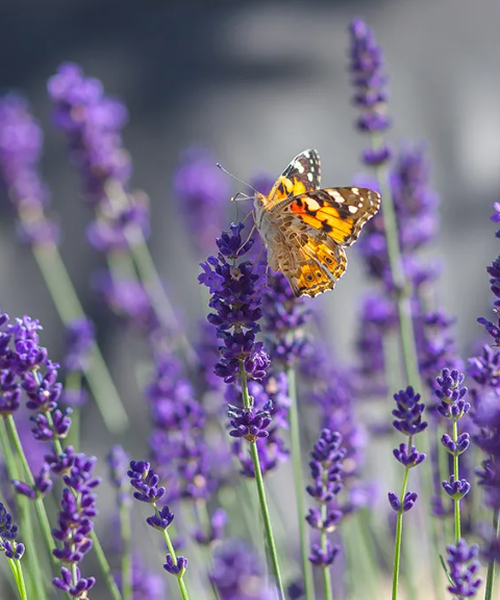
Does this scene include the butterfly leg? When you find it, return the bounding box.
[236,219,258,255]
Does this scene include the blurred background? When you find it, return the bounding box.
[0,0,499,595]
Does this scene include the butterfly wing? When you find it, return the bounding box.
[264,186,380,297]
[265,149,321,208]
[284,238,347,297]
[271,186,381,246]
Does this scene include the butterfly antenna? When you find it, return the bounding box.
[216,162,260,200]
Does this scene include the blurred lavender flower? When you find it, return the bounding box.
[93,273,157,331]
[0,94,59,245]
[108,444,131,507]
[261,270,311,368]
[348,18,391,166]
[306,429,345,569]
[133,559,165,600]
[477,204,500,341]
[209,539,277,600]
[48,62,150,259]
[199,222,270,384]
[146,349,217,503]
[301,345,366,478]
[48,62,131,206]
[61,317,95,408]
[52,454,99,598]
[173,147,230,256]
[446,539,481,599]
[0,502,24,560]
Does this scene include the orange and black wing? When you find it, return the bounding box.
[265,149,321,208]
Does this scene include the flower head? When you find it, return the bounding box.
[348,18,391,165]
[0,94,59,245]
[173,147,230,255]
[199,222,270,384]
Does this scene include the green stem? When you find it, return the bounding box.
[32,243,128,433]
[104,180,196,366]
[45,420,122,600]
[90,532,123,600]
[159,510,191,600]
[249,442,285,600]
[5,416,57,571]
[484,508,499,600]
[119,500,132,600]
[391,443,412,600]
[239,362,285,599]
[372,143,421,391]
[7,557,28,600]
[452,419,461,543]
[287,367,315,600]
[320,504,333,600]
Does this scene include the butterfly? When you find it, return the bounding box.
[253,149,381,297]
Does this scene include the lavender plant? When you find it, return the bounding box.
[0,15,497,600]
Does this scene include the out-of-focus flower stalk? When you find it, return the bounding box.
[48,64,195,365]
[238,363,285,600]
[0,95,128,434]
[287,367,314,600]
[348,19,420,390]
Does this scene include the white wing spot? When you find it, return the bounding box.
[295,162,305,174]
[327,190,344,203]
[358,202,363,208]
[303,150,310,157]
[307,172,314,182]
[351,187,360,194]
[348,205,358,214]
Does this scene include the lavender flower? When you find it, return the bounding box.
[389,386,427,514]
[145,349,217,504]
[127,461,188,580]
[52,454,99,598]
[348,18,391,166]
[124,558,165,600]
[0,94,59,245]
[63,318,95,373]
[305,429,345,569]
[209,539,277,600]
[261,270,311,367]
[446,539,481,599]
[199,222,270,384]
[227,401,273,441]
[107,444,131,507]
[173,147,230,255]
[48,62,131,207]
[0,502,24,560]
[226,376,289,477]
[302,347,367,478]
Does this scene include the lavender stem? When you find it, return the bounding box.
[287,367,315,600]
[32,243,128,432]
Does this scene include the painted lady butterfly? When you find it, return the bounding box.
[254,149,381,297]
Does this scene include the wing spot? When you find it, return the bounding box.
[307,172,314,182]
[327,190,344,203]
[351,187,359,194]
[348,205,358,214]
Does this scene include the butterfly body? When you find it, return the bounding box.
[253,149,380,297]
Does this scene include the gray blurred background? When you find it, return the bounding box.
[2,0,499,467]
[0,0,499,593]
